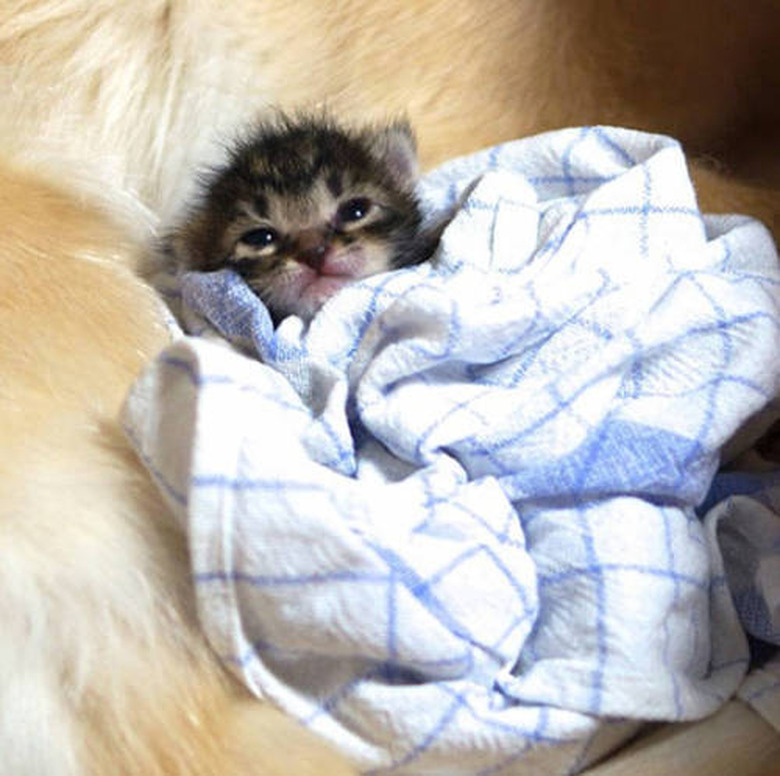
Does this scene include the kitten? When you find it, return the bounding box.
[170,114,437,323]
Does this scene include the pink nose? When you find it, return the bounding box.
[296,230,330,270]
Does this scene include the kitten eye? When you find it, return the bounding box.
[337,197,373,225]
[239,227,278,250]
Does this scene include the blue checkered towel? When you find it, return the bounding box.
[125,127,780,774]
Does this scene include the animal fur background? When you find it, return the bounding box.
[1,1,779,774]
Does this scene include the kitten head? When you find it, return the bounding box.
[172,115,427,322]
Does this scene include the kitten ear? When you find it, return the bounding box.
[365,121,419,187]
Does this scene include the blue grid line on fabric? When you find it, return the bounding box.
[684,509,708,547]
[280,468,346,528]
[688,272,732,361]
[569,417,611,716]
[646,269,780,322]
[718,233,734,272]
[325,271,415,369]
[363,694,464,776]
[422,542,534,627]
[487,196,500,263]
[366,542,492,648]
[447,497,526,550]
[459,197,502,215]
[410,477,523,546]
[454,409,561,477]
[444,179,462,211]
[364,681,572,776]
[561,127,593,197]
[639,165,652,260]
[412,385,497,463]
[191,473,330,493]
[327,275,460,385]
[462,315,549,389]
[494,280,549,379]
[438,683,570,745]
[408,473,460,536]
[591,126,639,167]
[491,611,537,658]
[639,310,780,372]
[402,295,464,371]
[463,322,554,387]
[193,568,389,588]
[566,314,618,345]
[548,379,603,447]
[421,543,491,589]
[122,421,188,507]
[499,270,617,386]
[386,567,400,663]
[628,372,771,402]
[580,204,702,220]
[312,414,356,474]
[725,270,780,290]
[515,610,543,667]
[671,419,713,502]
[659,505,684,717]
[530,203,705,261]
[465,359,619,468]
[623,328,644,400]
[424,410,521,481]
[528,174,615,187]
[658,273,738,501]
[486,142,504,172]
[538,562,709,591]
[160,354,314,414]
[534,201,589,260]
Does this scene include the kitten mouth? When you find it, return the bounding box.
[295,250,365,315]
[291,274,352,321]
[265,247,369,321]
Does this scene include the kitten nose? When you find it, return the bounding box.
[297,230,330,270]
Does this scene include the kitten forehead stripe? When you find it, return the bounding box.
[253,193,268,217]
[327,171,343,197]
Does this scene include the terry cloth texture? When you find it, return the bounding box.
[126,127,780,774]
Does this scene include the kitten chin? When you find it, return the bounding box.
[169,113,437,323]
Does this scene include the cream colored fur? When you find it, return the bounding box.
[5,0,780,226]
[0,159,355,775]
[1,1,779,774]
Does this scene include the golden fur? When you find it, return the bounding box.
[1,1,779,774]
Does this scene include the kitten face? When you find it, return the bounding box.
[173,116,428,322]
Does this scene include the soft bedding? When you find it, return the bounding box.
[125,127,780,774]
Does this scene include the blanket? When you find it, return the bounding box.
[125,126,780,774]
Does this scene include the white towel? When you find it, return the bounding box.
[125,127,780,774]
